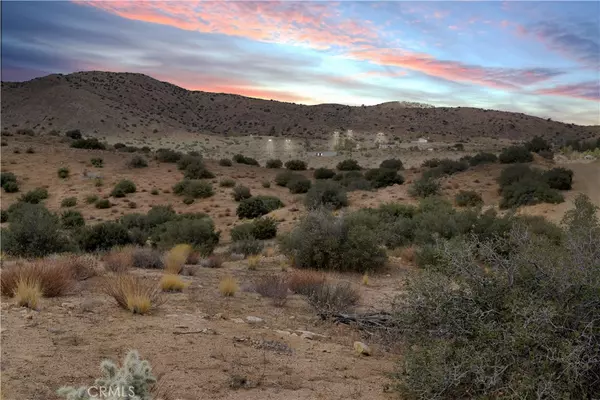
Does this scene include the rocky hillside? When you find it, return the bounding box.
[2,71,597,141]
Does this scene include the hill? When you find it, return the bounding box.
[1,71,598,141]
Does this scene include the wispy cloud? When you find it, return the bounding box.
[536,81,600,102]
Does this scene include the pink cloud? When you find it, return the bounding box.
[536,81,600,102]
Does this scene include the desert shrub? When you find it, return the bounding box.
[287,269,327,295]
[0,260,74,297]
[110,179,136,198]
[229,239,264,256]
[164,244,192,274]
[286,177,311,194]
[279,208,386,272]
[219,158,232,166]
[253,275,288,306]
[500,177,564,209]
[219,178,235,188]
[499,145,533,163]
[0,204,70,257]
[1,210,8,223]
[538,149,555,160]
[391,196,600,399]
[65,129,82,139]
[364,168,405,188]
[90,157,103,167]
[379,158,404,170]
[409,177,441,198]
[183,160,214,179]
[236,196,283,219]
[423,159,469,178]
[250,217,278,240]
[146,205,177,228]
[199,254,223,268]
[543,167,574,190]
[232,185,251,201]
[177,155,202,171]
[285,159,307,170]
[160,274,188,292]
[233,154,259,166]
[79,222,132,252]
[307,282,360,315]
[57,167,70,179]
[60,197,77,208]
[1,172,17,187]
[70,138,106,150]
[262,180,271,188]
[455,190,483,207]
[305,180,348,210]
[230,223,255,241]
[184,197,194,205]
[275,170,303,187]
[95,199,111,209]
[314,167,336,179]
[154,218,219,255]
[20,187,49,203]
[131,248,164,269]
[468,152,498,166]
[101,275,163,314]
[156,148,182,163]
[103,247,134,273]
[336,159,361,171]
[497,164,540,188]
[421,158,441,168]
[219,275,239,296]
[266,159,283,168]
[2,181,19,193]
[61,210,85,228]
[172,179,214,198]
[128,155,148,168]
[525,135,551,153]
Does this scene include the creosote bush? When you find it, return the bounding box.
[232,185,251,201]
[110,179,136,197]
[286,176,311,194]
[155,218,219,256]
[314,167,336,180]
[70,138,106,150]
[57,167,70,179]
[231,217,277,241]
[379,158,404,170]
[228,239,264,256]
[285,159,307,170]
[364,168,404,188]
[61,197,77,208]
[236,196,284,219]
[233,154,259,166]
[468,151,497,166]
[79,222,132,252]
[454,190,483,207]
[499,145,533,163]
[305,180,348,210]
[336,159,361,171]
[219,158,232,166]
[128,155,148,168]
[20,187,49,204]
[266,159,283,168]
[409,176,441,198]
[219,178,235,188]
[275,170,303,187]
[172,179,214,199]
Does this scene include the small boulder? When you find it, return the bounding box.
[245,316,264,324]
[353,341,371,356]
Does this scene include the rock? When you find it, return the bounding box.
[353,341,371,356]
[274,330,291,336]
[245,316,264,324]
[231,318,245,324]
[80,299,102,313]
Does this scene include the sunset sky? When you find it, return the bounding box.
[2,1,599,125]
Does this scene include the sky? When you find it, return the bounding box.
[2,1,599,125]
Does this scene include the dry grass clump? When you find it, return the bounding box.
[287,269,327,296]
[253,275,288,306]
[159,274,188,292]
[199,254,223,268]
[219,275,239,297]
[362,272,370,286]
[102,274,163,314]
[131,247,164,269]
[247,255,261,270]
[103,247,135,273]
[263,247,276,257]
[389,245,416,263]
[307,282,360,315]
[1,260,73,297]
[58,254,99,280]
[14,277,42,309]
[164,244,192,274]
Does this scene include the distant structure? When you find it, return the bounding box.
[313,151,338,157]
[417,138,428,144]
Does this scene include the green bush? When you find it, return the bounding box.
[499,145,533,163]
[230,222,255,242]
[146,205,178,228]
[525,135,551,153]
[61,210,85,228]
[468,152,497,166]
[232,185,252,201]
[156,148,182,163]
[236,196,284,219]
[172,179,214,198]
[305,181,348,210]
[111,179,137,197]
[85,194,99,204]
[20,187,49,204]
[177,155,203,171]
[279,208,387,272]
[391,196,600,399]
[183,160,214,179]
[455,190,483,207]
[421,158,441,168]
[285,159,307,170]
[409,177,441,198]
[26,147,34,154]
[275,170,303,187]
[231,217,278,241]
[423,159,468,178]
[219,158,232,166]
[1,210,8,223]
[150,188,159,195]
[336,159,361,171]
[500,177,564,209]
[2,181,19,193]
[229,239,264,256]
[79,222,132,251]
[379,158,404,170]
[70,138,106,150]
[155,218,219,255]
[128,155,148,168]
[90,157,104,168]
[543,167,573,190]
[218,178,235,188]
[266,159,283,168]
[57,167,70,179]
[286,177,312,194]
[233,154,259,166]
[1,172,17,187]
[65,129,82,139]
[262,180,271,188]
[95,199,111,209]
[60,197,77,207]
[498,164,540,188]
[1,204,71,257]
[364,168,405,188]
[314,168,336,179]
[333,171,372,191]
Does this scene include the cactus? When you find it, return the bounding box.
[57,350,156,400]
